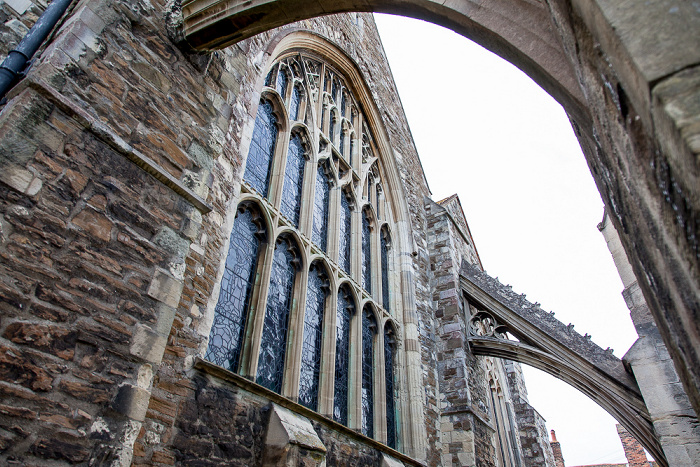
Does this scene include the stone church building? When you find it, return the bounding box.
[0,1,697,466]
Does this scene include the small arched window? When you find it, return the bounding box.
[257,236,299,393]
[334,285,354,425]
[381,229,390,312]
[280,133,306,227]
[205,204,264,372]
[299,263,329,410]
[312,164,331,252]
[362,210,372,294]
[338,191,352,274]
[276,68,288,99]
[243,99,278,197]
[290,84,302,121]
[361,307,377,438]
[384,323,397,449]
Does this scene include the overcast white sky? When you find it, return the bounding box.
[374,13,642,466]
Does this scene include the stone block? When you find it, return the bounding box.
[112,383,152,422]
[147,268,184,308]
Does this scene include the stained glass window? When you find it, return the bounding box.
[256,237,297,393]
[349,136,354,166]
[280,133,306,227]
[332,78,339,103]
[290,84,302,121]
[362,211,372,294]
[384,325,397,449]
[329,112,336,145]
[341,92,347,118]
[312,165,330,252]
[299,264,328,410]
[276,69,288,99]
[362,307,376,438]
[381,230,390,312]
[243,99,277,197]
[340,130,345,157]
[334,286,354,425]
[205,205,261,371]
[338,192,352,274]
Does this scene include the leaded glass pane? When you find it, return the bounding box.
[280,133,306,227]
[384,328,397,449]
[243,99,277,197]
[312,166,330,252]
[340,130,345,157]
[362,211,372,294]
[256,238,296,393]
[276,69,288,99]
[341,92,347,118]
[299,265,327,410]
[338,192,351,273]
[205,206,261,371]
[362,308,376,438]
[290,84,302,121]
[334,286,354,425]
[381,232,390,312]
[349,137,354,166]
[329,113,336,144]
[332,78,339,103]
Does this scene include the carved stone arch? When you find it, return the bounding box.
[289,122,314,161]
[380,223,392,246]
[361,300,382,328]
[337,280,359,315]
[308,256,334,294]
[235,196,272,244]
[259,88,290,134]
[274,229,306,272]
[362,203,378,229]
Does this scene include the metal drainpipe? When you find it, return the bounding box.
[0,0,75,103]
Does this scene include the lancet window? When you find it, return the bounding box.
[206,51,404,450]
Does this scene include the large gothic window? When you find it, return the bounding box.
[243,99,277,196]
[209,51,404,449]
[361,307,377,438]
[334,285,354,425]
[256,236,298,393]
[281,133,306,227]
[205,204,263,372]
[299,263,328,410]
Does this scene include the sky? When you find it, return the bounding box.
[373,13,642,466]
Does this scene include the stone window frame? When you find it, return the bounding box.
[203,45,414,450]
[486,361,520,467]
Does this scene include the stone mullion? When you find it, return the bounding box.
[299,148,316,240]
[266,106,291,211]
[375,323,387,444]
[348,292,362,431]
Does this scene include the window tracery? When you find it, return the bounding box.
[207,51,405,449]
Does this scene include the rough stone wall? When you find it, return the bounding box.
[0,0,46,56]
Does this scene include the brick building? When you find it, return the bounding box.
[0,0,698,466]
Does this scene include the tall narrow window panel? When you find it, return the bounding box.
[334,286,354,425]
[205,206,261,372]
[256,238,297,393]
[381,231,390,312]
[362,308,376,438]
[299,264,328,410]
[339,192,352,274]
[362,211,372,294]
[384,325,397,449]
[243,99,278,197]
[276,69,288,99]
[312,166,330,252]
[281,133,306,227]
[290,84,302,121]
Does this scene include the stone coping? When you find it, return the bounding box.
[194,358,426,467]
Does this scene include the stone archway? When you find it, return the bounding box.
[179,0,700,420]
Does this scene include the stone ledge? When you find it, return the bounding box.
[193,357,426,467]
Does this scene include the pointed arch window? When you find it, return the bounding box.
[299,263,328,410]
[256,236,298,393]
[334,285,354,425]
[362,210,372,294]
[338,191,352,273]
[361,307,377,438]
[280,133,306,227]
[205,204,263,371]
[381,229,390,312]
[312,164,331,252]
[243,99,278,197]
[384,324,397,449]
